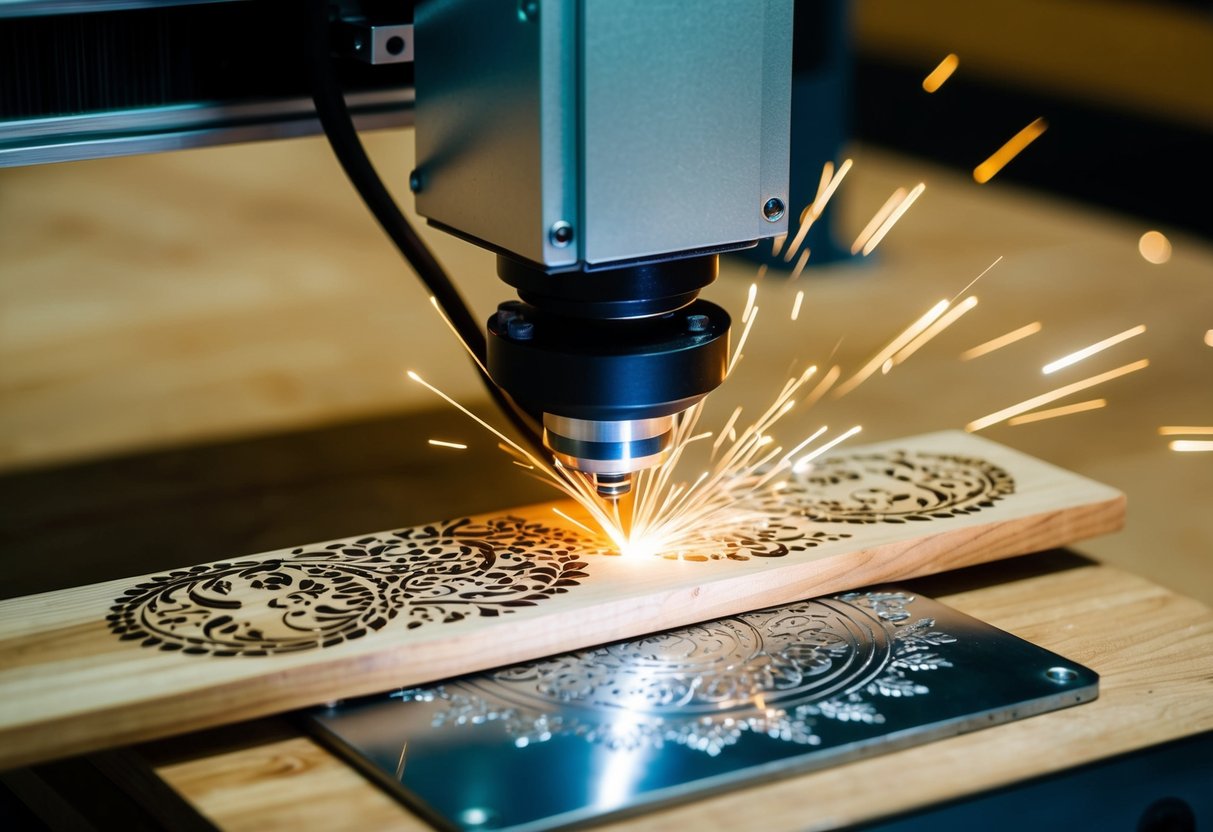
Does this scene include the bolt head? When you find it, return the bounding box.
[762,197,786,222]
[549,221,574,248]
[408,170,422,192]
[507,318,535,340]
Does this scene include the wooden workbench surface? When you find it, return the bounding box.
[143,554,1213,831]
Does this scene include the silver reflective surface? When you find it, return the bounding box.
[308,590,1097,831]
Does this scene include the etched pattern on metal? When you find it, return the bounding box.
[106,517,595,656]
[781,450,1016,524]
[393,592,957,756]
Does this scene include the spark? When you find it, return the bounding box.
[1158,426,1213,436]
[803,365,841,409]
[1042,325,1147,375]
[791,290,805,321]
[756,264,768,281]
[742,282,758,323]
[794,426,863,472]
[1170,440,1213,453]
[1138,231,1171,265]
[771,234,787,258]
[711,406,744,456]
[960,321,1042,361]
[552,507,599,536]
[1205,330,1213,348]
[728,305,759,375]
[966,359,1149,432]
[851,188,906,255]
[790,250,812,282]
[974,117,1048,184]
[890,296,980,368]
[427,439,468,450]
[861,183,925,256]
[1007,399,1107,426]
[949,256,1002,304]
[922,53,959,93]
[785,159,853,263]
[428,296,489,376]
[834,299,949,398]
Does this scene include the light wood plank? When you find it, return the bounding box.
[154,559,1213,831]
[0,431,1122,769]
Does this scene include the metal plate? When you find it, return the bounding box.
[306,590,1097,831]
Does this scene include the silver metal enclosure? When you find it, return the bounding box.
[413,0,793,269]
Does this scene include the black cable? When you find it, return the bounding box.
[303,0,545,453]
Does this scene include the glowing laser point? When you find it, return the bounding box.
[862,183,926,256]
[974,118,1048,184]
[922,53,959,93]
[960,321,1042,361]
[1007,399,1107,426]
[966,359,1149,432]
[1138,231,1171,265]
[428,439,468,450]
[1170,440,1213,453]
[1042,325,1146,375]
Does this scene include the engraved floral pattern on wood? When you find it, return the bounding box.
[394,592,957,756]
[106,517,595,656]
[778,450,1016,524]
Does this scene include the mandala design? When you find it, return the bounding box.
[775,450,1016,524]
[394,592,957,756]
[107,517,596,656]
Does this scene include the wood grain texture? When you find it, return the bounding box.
[154,559,1213,832]
[0,431,1123,770]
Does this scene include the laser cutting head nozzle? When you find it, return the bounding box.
[543,414,677,499]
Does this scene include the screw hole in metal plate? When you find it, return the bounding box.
[1046,666,1079,684]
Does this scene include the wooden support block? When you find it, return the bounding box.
[0,431,1123,770]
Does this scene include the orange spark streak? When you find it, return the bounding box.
[834,299,949,398]
[1007,399,1107,426]
[974,118,1048,184]
[1204,330,1213,347]
[1158,426,1213,436]
[791,290,805,321]
[922,53,959,93]
[742,282,758,323]
[891,296,979,368]
[1138,231,1171,265]
[1170,440,1213,452]
[771,234,787,258]
[790,249,811,281]
[950,256,1003,304]
[861,183,925,255]
[802,365,841,410]
[966,359,1149,432]
[851,188,906,255]
[1042,324,1146,375]
[960,321,1042,360]
[428,439,468,450]
[785,159,852,262]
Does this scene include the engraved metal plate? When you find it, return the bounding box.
[306,590,1097,831]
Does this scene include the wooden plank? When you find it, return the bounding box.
[152,558,1213,832]
[0,431,1123,769]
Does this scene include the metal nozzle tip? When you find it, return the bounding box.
[593,472,632,499]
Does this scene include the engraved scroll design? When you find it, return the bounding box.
[771,450,1016,524]
[395,592,958,756]
[107,517,595,656]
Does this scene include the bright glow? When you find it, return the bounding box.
[1042,325,1147,375]
[728,306,758,375]
[794,426,863,472]
[1138,231,1171,265]
[974,118,1048,184]
[1007,399,1107,426]
[1205,330,1213,347]
[852,188,906,255]
[862,183,925,255]
[834,299,949,398]
[960,322,1042,361]
[790,249,811,281]
[1170,440,1213,453]
[922,53,959,93]
[966,359,1149,432]
[1158,426,1213,436]
[791,290,805,321]
[785,159,852,263]
[427,439,468,450]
